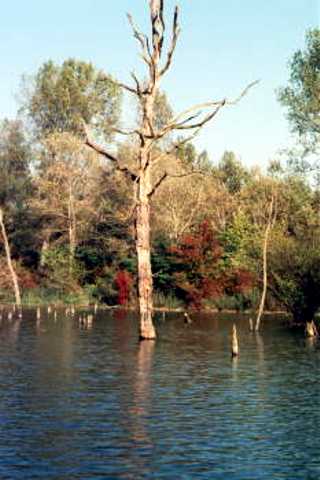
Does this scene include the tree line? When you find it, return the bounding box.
[0,2,320,332]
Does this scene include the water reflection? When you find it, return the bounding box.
[255,332,265,367]
[0,312,319,479]
[0,317,21,345]
[127,341,155,474]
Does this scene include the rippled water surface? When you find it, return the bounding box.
[0,310,320,479]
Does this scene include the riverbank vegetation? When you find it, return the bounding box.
[0,4,319,328]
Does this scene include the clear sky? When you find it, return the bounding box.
[0,0,318,167]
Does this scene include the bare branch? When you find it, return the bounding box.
[130,71,142,95]
[127,13,152,66]
[160,5,181,76]
[180,185,204,237]
[228,80,260,105]
[148,171,167,197]
[150,80,259,141]
[82,122,137,180]
[171,128,202,149]
[151,129,202,167]
[175,102,225,130]
[113,127,140,137]
[108,76,137,95]
[148,168,204,197]
[167,170,205,180]
[150,0,165,58]
[173,80,259,126]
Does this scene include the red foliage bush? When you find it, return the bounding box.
[169,220,255,309]
[115,270,132,305]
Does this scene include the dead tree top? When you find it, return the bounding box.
[84,0,258,196]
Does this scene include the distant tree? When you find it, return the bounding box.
[32,132,99,285]
[0,119,33,307]
[153,91,173,131]
[218,151,249,194]
[270,236,320,325]
[278,29,320,158]
[0,119,32,210]
[152,174,210,241]
[23,58,122,140]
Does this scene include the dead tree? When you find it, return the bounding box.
[84,0,257,340]
[0,208,21,308]
[255,193,275,332]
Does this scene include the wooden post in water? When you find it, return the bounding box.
[249,317,254,332]
[306,321,318,338]
[231,323,239,357]
[36,306,41,320]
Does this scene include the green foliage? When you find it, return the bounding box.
[42,246,83,293]
[176,141,212,172]
[270,236,320,322]
[24,58,122,140]
[152,236,178,295]
[0,119,32,209]
[278,29,320,151]
[213,291,258,312]
[176,141,197,166]
[20,286,95,306]
[153,291,184,310]
[0,119,38,265]
[219,211,257,270]
[153,90,173,131]
[218,151,249,193]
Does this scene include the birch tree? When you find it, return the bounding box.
[255,192,276,331]
[0,208,21,308]
[84,1,256,340]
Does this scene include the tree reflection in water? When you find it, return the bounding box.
[128,341,155,468]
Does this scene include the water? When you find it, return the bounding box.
[0,310,320,479]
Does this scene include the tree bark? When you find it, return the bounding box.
[40,239,49,267]
[68,184,76,276]
[136,192,156,340]
[0,208,21,308]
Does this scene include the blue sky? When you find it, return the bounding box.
[0,0,318,167]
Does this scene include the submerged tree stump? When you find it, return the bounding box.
[249,317,254,332]
[305,321,318,338]
[231,323,239,357]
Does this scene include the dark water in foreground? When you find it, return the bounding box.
[0,310,320,479]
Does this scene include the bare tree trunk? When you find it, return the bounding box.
[0,208,21,308]
[68,184,76,276]
[40,239,49,267]
[255,196,274,332]
[136,190,156,340]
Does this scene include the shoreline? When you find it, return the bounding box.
[0,302,289,316]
